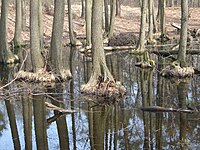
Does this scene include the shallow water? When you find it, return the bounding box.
[0,48,199,150]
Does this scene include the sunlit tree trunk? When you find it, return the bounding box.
[178,0,188,67]
[85,0,91,46]
[108,0,116,38]
[82,0,114,89]
[14,0,22,47]
[30,0,44,72]
[67,0,76,46]
[137,0,147,50]
[0,0,18,63]
[50,0,72,79]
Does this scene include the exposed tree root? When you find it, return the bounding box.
[16,69,72,82]
[81,77,126,99]
[161,65,194,78]
[135,60,155,68]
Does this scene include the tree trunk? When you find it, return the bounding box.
[116,0,121,17]
[38,0,44,50]
[137,0,147,50]
[108,0,116,38]
[22,0,26,31]
[85,0,91,46]
[50,0,72,80]
[160,0,166,42]
[67,0,76,46]
[104,0,109,34]
[30,0,44,72]
[147,0,153,41]
[178,0,188,67]
[0,0,18,64]
[81,0,85,18]
[14,0,22,47]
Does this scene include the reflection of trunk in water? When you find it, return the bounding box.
[33,95,48,150]
[5,100,21,150]
[22,96,32,150]
[177,82,188,150]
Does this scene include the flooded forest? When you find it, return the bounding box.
[0,0,200,150]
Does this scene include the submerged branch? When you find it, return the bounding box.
[140,106,195,113]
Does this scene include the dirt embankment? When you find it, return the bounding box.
[6,4,200,45]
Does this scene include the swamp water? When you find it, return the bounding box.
[0,48,199,150]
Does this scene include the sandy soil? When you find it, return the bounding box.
[6,4,200,44]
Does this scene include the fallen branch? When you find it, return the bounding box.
[140,106,195,113]
[151,49,200,56]
[45,102,77,113]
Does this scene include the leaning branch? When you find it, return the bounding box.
[45,102,77,113]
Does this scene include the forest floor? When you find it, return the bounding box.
[6,4,200,45]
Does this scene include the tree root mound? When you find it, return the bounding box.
[161,65,194,78]
[81,80,126,100]
[108,32,138,46]
[16,70,72,82]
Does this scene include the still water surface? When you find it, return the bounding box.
[0,48,199,150]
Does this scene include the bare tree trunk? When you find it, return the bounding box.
[14,0,22,47]
[38,0,43,50]
[67,0,76,46]
[178,0,188,67]
[0,0,18,64]
[81,0,85,18]
[137,0,147,50]
[85,0,91,46]
[108,0,116,38]
[116,0,121,17]
[104,0,109,35]
[160,0,166,42]
[147,0,153,42]
[22,0,26,31]
[30,0,44,72]
[50,0,72,79]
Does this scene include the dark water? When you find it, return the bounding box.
[0,47,200,150]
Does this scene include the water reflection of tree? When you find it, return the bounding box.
[33,95,48,150]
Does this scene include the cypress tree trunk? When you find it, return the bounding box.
[178,0,188,67]
[30,0,44,72]
[108,0,116,38]
[67,0,76,46]
[85,0,91,46]
[0,0,18,64]
[14,0,22,47]
[50,0,72,80]
[137,0,147,50]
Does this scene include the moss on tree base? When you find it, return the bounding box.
[161,65,194,78]
[16,69,72,82]
[81,79,126,99]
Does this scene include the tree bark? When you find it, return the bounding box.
[137,0,147,50]
[14,0,22,47]
[30,0,44,72]
[108,0,116,38]
[178,0,188,67]
[0,0,18,64]
[67,0,76,46]
[85,0,91,46]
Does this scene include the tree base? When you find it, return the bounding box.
[161,65,194,78]
[81,79,126,100]
[16,69,72,82]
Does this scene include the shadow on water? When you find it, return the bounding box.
[0,46,200,150]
